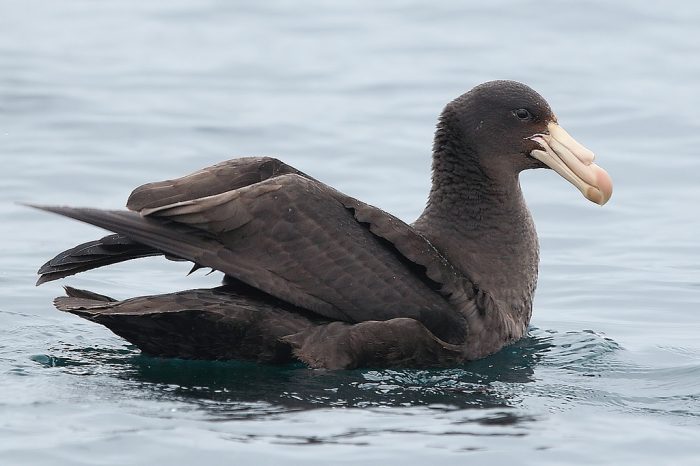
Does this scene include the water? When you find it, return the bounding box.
[1,0,699,464]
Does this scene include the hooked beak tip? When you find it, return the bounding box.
[529,123,612,206]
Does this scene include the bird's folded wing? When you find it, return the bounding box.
[126,157,484,310]
[137,172,470,341]
[33,158,493,343]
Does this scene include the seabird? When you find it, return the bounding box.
[30,80,612,369]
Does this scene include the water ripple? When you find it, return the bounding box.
[2,0,700,462]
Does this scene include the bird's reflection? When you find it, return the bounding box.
[38,329,554,420]
[125,330,553,413]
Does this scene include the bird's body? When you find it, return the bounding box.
[32,81,612,369]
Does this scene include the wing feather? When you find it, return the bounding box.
[127,157,309,211]
[31,158,482,344]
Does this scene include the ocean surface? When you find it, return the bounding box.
[1,1,699,464]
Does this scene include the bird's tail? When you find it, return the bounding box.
[54,285,313,363]
[36,234,163,285]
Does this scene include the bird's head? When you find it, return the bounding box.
[438,80,612,205]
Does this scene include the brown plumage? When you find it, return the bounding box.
[30,81,612,369]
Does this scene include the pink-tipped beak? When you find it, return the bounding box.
[529,122,613,205]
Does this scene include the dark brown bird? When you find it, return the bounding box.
[30,81,612,369]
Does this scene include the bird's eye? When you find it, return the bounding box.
[514,108,532,120]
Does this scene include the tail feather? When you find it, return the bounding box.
[27,205,220,272]
[63,285,117,301]
[37,234,162,285]
[54,286,315,363]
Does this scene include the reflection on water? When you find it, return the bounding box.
[32,329,559,413]
[24,319,700,436]
[23,325,663,453]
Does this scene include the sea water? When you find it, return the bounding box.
[1,1,699,464]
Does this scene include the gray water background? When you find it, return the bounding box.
[1,0,699,464]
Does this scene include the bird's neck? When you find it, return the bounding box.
[413,146,539,336]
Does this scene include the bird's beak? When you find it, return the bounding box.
[528,122,613,205]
